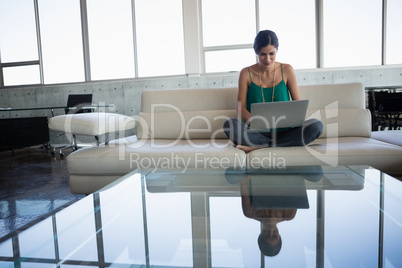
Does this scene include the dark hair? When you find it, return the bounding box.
[258,233,282,256]
[253,30,279,54]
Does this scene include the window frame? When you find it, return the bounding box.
[0,0,394,87]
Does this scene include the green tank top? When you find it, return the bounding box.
[246,63,290,112]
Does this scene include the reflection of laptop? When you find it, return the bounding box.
[249,100,309,131]
[249,176,310,209]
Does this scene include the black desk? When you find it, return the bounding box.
[0,117,49,152]
[1,106,69,111]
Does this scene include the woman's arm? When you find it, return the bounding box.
[238,68,251,122]
[284,209,297,220]
[240,175,254,218]
[283,64,301,101]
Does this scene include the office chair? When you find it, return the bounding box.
[49,94,93,157]
[373,91,402,130]
[65,94,93,114]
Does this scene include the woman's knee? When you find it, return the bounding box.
[304,119,323,139]
[316,120,324,137]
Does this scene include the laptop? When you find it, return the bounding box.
[249,99,309,131]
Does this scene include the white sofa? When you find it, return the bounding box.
[66,83,402,194]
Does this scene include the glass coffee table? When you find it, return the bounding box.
[1,165,402,267]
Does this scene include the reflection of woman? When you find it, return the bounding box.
[223,30,323,153]
[241,176,296,256]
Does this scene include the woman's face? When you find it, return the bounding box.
[258,44,277,69]
[261,225,280,245]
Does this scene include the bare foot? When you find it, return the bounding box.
[236,145,260,153]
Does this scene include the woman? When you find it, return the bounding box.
[223,30,323,153]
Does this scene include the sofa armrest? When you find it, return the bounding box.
[371,130,402,147]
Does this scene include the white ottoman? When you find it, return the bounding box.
[48,112,135,156]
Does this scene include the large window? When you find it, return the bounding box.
[204,49,256,73]
[323,0,382,67]
[201,0,316,72]
[2,66,40,86]
[135,0,185,77]
[202,0,255,47]
[259,0,316,69]
[202,0,256,73]
[39,0,85,84]
[0,0,38,62]
[386,0,402,65]
[0,0,40,86]
[87,0,135,80]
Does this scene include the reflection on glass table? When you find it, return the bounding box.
[0,165,401,268]
[235,166,322,257]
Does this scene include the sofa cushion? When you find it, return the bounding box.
[306,108,371,138]
[137,109,238,139]
[67,139,247,175]
[141,87,238,112]
[300,83,365,110]
[246,137,402,175]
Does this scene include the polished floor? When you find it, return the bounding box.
[0,147,84,242]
